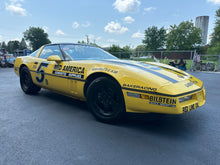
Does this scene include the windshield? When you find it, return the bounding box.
[60,44,117,60]
[29,49,39,57]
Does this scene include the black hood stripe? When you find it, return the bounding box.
[104,60,178,83]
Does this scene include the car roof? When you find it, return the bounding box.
[46,43,96,47]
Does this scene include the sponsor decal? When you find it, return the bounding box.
[53,71,66,76]
[92,68,104,71]
[62,65,85,74]
[52,65,85,79]
[123,84,157,92]
[68,73,84,79]
[52,71,84,79]
[104,68,118,73]
[92,68,118,73]
[149,96,176,105]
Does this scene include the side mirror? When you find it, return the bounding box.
[47,55,62,62]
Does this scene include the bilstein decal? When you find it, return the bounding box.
[149,96,176,105]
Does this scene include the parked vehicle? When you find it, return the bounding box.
[0,54,15,67]
[14,43,206,123]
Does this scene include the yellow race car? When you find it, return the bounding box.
[14,43,205,123]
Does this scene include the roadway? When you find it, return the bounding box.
[0,68,219,165]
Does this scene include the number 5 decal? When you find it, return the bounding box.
[36,62,49,83]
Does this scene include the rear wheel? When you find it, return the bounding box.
[86,77,125,123]
[20,66,41,94]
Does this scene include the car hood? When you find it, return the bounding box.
[98,59,203,94]
[102,59,190,82]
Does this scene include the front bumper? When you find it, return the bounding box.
[122,87,205,114]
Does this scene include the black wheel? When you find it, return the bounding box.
[20,66,41,94]
[86,77,125,123]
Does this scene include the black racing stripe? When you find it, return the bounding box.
[157,66,188,76]
[122,85,204,97]
[30,70,86,82]
[104,60,179,83]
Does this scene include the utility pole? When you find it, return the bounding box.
[85,35,89,44]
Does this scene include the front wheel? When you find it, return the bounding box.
[86,77,125,123]
[20,66,41,94]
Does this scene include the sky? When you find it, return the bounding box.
[0,0,219,48]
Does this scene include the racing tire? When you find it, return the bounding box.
[86,77,125,123]
[20,66,41,94]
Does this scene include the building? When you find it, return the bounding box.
[195,16,209,45]
[14,49,32,57]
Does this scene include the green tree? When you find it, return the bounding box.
[142,26,166,50]
[7,40,20,53]
[166,20,202,50]
[195,45,208,54]
[107,44,122,58]
[122,45,132,59]
[207,43,220,55]
[78,40,86,44]
[122,45,131,52]
[134,45,145,57]
[207,7,220,55]
[1,41,7,49]
[89,43,101,48]
[23,27,51,51]
[135,45,145,51]
[19,38,27,50]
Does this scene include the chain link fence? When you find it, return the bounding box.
[109,50,220,72]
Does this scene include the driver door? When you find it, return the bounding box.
[33,45,70,94]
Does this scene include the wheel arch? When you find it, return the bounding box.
[84,72,121,97]
[19,64,28,75]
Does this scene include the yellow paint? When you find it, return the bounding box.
[14,45,206,114]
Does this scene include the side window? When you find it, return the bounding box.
[39,45,62,59]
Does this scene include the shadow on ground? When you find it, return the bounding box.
[32,89,203,139]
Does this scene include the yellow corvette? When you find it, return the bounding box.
[14,43,205,123]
